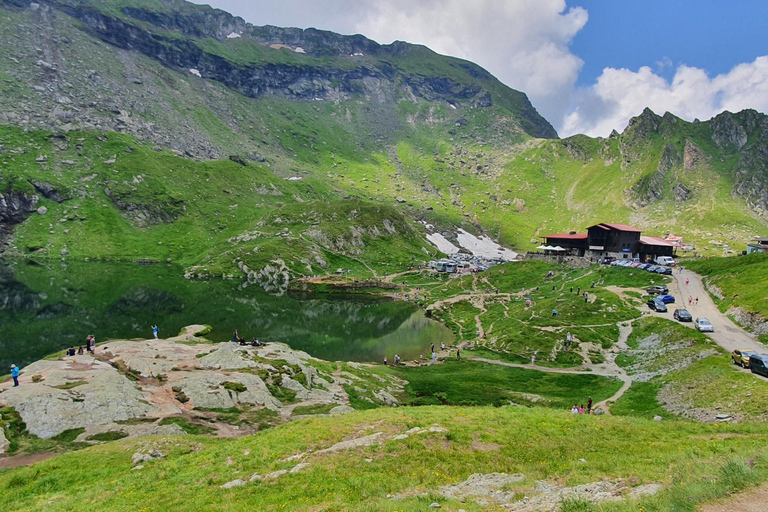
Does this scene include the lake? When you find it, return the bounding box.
[0,260,453,369]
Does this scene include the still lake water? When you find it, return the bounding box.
[0,260,453,369]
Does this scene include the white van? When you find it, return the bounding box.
[654,256,675,267]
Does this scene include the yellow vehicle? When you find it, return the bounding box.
[731,349,757,368]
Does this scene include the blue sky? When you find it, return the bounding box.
[572,0,768,85]
[204,0,768,137]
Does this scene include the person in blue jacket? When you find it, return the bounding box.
[10,364,20,386]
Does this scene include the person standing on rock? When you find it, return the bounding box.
[394,354,400,366]
[10,364,19,386]
[587,396,593,414]
[233,330,239,343]
[152,325,159,339]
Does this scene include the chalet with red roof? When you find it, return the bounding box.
[542,222,675,261]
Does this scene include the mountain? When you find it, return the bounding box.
[1,0,767,284]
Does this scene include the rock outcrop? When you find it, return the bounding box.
[0,326,405,440]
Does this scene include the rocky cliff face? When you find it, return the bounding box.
[0,0,557,145]
[0,189,39,250]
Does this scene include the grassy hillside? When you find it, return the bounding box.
[1,406,767,511]
[686,253,768,321]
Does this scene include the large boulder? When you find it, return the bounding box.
[0,358,157,438]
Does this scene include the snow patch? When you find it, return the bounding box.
[189,68,201,77]
[426,233,460,255]
[426,229,518,260]
[456,229,518,259]
[294,47,306,54]
[227,32,241,39]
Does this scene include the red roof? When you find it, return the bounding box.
[640,236,674,247]
[600,223,642,233]
[543,233,588,240]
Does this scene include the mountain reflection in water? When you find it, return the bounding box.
[0,260,453,368]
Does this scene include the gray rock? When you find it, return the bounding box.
[1,359,157,439]
[290,463,311,473]
[0,426,8,455]
[37,206,48,215]
[173,371,282,410]
[220,479,246,489]
[329,405,355,416]
[317,432,384,454]
[263,469,288,479]
[653,416,663,421]
[198,342,257,370]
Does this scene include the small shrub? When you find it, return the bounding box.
[86,431,128,442]
[31,375,43,383]
[172,386,189,403]
[52,380,87,390]
[222,381,247,393]
[560,497,598,512]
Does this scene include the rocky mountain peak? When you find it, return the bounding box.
[711,111,748,151]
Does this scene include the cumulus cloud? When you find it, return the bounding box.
[202,1,767,138]
[562,56,768,137]
[204,0,587,132]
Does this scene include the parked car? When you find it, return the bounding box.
[695,318,714,332]
[646,265,659,272]
[654,256,676,267]
[647,299,667,312]
[620,260,632,267]
[673,308,693,322]
[749,354,768,377]
[637,263,649,270]
[658,294,676,304]
[646,285,669,295]
[656,267,673,275]
[732,349,757,368]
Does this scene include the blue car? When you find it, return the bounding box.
[658,294,676,304]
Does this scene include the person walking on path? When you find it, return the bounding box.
[531,354,536,365]
[695,296,699,306]
[431,351,437,364]
[383,356,388,366]
[587,396,593,414]
[685,278,690,286]
[430,343,435,354]
[456,348,461,360]
[11,364,20,386]
[441,342,446,351]
[394,354,401,366]
[584,292,589,303]
[152,325,159,339]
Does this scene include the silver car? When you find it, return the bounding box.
[695,318,714,332]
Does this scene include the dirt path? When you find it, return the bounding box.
[673,270,764,353]
[699,482,768,512]
[0,452,59,469]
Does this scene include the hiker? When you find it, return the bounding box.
[456,348,461,360]
[67,347,76,357]
[591,281,595,288]
[384,356,388,366]
[579,404,585,414]
[571,404,579,414]
[552,308,558,317]
[688,296,692,305]
[570,287,573,293]
[577,287,581,295]
[394,354,401,366]
[431,351,437,364]
[587,396,593,414]
[431,343,435,353]
[531,354,536,365]
[420,354,424,364]
[152,325,159,339]
[77,346,84,355]
[441,342,446,350]
[11,364,19,386]
[567,331,572,345]
[239,337,247,346]
[251,337,261,347]
[685,278,689,285]
[232,330,239,343]
[695,296,699,305]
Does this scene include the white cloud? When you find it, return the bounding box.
[204,0,587,132]
[562,56,768,137]
[350,0,587,127]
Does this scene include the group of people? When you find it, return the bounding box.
[570,397,593,414]
[386,341,449,366]
[233,330,264,347]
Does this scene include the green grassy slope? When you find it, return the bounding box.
[0,406,766,511]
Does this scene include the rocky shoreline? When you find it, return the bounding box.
[0,325,404,452]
